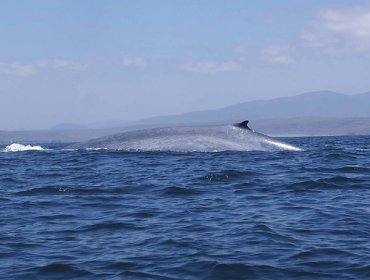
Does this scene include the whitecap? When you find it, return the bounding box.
[3,143,46,152]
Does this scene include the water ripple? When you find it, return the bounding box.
[1,136,370,279]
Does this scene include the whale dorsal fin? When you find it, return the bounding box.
[234,120,251,130]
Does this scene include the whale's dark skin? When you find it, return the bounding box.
[234,120,252,130]
[68,120,301,152]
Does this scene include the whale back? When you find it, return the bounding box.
[67,122,302,152]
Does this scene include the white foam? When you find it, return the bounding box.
[86,148,108,151]
[3,143,45,152]
[263,139,302,151]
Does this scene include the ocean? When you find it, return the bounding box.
[1,135,370,279]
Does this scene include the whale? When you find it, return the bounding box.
[68,121,302,152]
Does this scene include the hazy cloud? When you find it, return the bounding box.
[37,59,88,71]
[121,56,146,67]
[0,62,36,77]
[0,59,87,78]
[233,45,250,61]
[261,45,295,64]
[182,61,242,73]
[302,5,370,54]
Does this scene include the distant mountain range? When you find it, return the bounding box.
[137,91,370,125]
[1,90,370,144]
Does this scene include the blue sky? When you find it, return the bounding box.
[1,0,370,129]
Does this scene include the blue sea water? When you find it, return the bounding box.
[1,135,370,279]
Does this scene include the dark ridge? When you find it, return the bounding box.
[26,263,93,278]
[161,186,201,196]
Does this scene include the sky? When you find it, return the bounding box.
[1,0,370,130]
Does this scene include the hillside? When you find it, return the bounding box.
[138,91,370,125]
[1,91,370,144]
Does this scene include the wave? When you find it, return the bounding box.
[22,263,93,278]
[161,186,201,196]
[2,143,46,152]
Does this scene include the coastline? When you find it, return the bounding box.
[1,117,370,144]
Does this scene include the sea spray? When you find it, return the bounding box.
[3,143,45,152]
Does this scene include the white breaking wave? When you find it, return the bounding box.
[3,143,45,152]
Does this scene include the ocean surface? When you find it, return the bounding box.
[1,135,370,279]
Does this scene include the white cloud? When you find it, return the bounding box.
[37,59,88,71]
[182,61,242,73]
[321,8,370,38]
[0,62,36,77]
[261,45,295,64]
[0,59,87,77]
[121,56,146,67]
[302,6,370,54]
